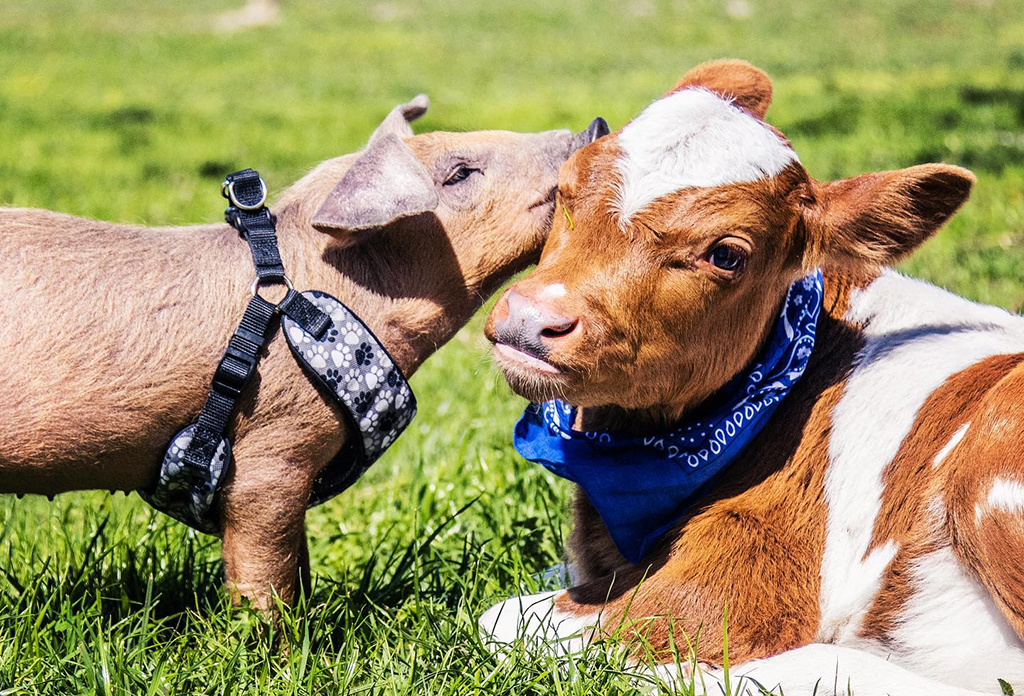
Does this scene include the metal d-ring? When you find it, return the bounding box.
[223,177,268,211]
[249,274,294,299]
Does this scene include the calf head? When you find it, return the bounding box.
[486,60,975,421]
[283,96,609,304]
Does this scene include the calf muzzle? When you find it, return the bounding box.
[490,289,580,362]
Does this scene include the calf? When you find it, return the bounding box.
[0,96,607,610]
[481,60,1024,694]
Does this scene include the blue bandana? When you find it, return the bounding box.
[513,271,824,564]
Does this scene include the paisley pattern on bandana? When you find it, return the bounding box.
[514,271,824,564]
[283,290,417,507]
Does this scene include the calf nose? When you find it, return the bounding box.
[494,290,580,359]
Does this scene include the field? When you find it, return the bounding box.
[1,0,1023,693]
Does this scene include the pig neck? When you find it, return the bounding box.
[272,203,521,380]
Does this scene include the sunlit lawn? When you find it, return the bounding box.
[1,0,1022,692]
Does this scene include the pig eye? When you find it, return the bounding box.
[708,244,747,274]
[443,165,480,186]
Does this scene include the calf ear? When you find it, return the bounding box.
[311,133,439,244]
[368,94,429,145]
[802,164,975,270]
[670,59,773,119]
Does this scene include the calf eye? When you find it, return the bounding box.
[708,244,747,273]
[443,165,480,186]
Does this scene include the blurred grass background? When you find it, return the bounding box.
[1,0,1022,693]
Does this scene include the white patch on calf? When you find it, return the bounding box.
[700,643,989,696]
[478,590,599,656]
[933,422,970,468]
[818,270,1024,644]
[613,88,797,227]
[538,283,567,300]
[875,546,1024,688]
[987,476,1024,515]
[536,562,577,589]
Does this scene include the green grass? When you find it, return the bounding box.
[1,0,1023,693]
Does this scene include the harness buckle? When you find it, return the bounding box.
[222,176,268,212]
[212,348,255,399]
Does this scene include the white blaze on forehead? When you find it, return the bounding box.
[613,88,798,227]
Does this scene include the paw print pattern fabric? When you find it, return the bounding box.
[141,426,231,534]
[284,291,417,506]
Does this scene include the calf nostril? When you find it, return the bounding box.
[540,318,579,339]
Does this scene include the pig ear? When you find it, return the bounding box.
[670,59,773,119]
[368,94,429,145]
[311,133,439,240]
[802,164,975,271]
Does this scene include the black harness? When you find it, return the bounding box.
[140,169,417,533]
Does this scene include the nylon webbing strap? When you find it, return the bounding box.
[279,289,331,339]
[222,168,329,339]
[179,168,330,480]
[147,168,344,532]
[223,168,286,282]
[181,294,277,473]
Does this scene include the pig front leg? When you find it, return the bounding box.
[213,344,346,610]
[217,443,317,610]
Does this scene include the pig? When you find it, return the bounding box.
[0,94,608,610]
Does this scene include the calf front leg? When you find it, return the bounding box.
[481,513,824,668]
[698,644,991,696]
[479,601,989,696]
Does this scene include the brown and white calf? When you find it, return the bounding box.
[0,96,606,610]
[481,61,1024,694]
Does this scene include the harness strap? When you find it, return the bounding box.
[146,168,381,534]
[223,168,286,282]
[181,293,277,475]
[176,168,330,510]
[221,169,331,338]
[279,289,332,339]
